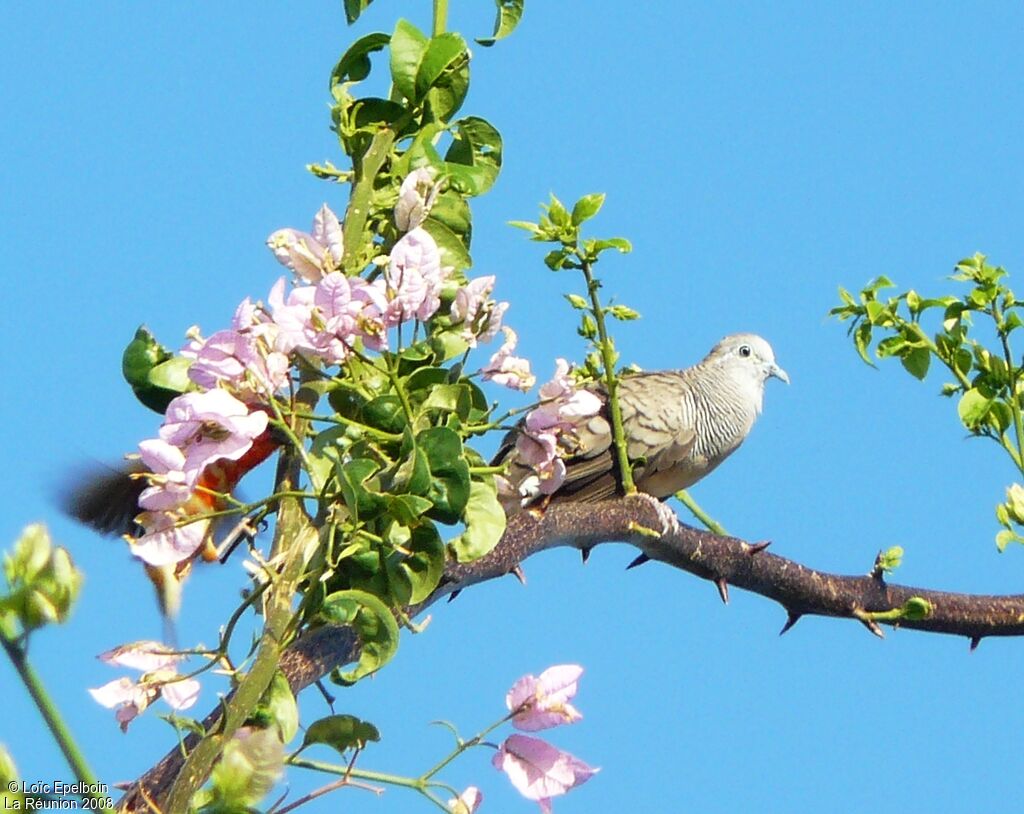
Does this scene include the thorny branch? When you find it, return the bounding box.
[118,494,1024,811]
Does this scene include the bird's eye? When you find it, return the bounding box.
[738,345,752,358]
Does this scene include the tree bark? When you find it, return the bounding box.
[117,494,1024,810]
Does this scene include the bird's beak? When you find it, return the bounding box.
[768,363,790,384]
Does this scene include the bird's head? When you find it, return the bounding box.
[707,333,789,389]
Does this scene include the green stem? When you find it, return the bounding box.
[165,387,319,811]
[341,128,399,272]
[432,0,449,36]
[673,490,728,536]
[468,465,506,475]
[580,260,636,494]
[0,633,112,812]
[420,714,511,781]
[384,354,417,423]
[292,411,403,442]
[289,756,426,791]
[993,303,1024,476]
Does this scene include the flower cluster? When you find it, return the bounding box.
[511,361,602,499]
[492,664,597,814]
[132,390,270,568]
[88,641,200,732]
[130,171,537,570]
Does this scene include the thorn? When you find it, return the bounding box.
[447,589,462,603]
[714,577,729,604]
[746,540,772,555]
[870,550,886,581]
[626,553,650,570]
[779,611,802,636]
[857,615,885,639]
[511,565,527,586]
[581,547,591,564]
[970,636,982,652]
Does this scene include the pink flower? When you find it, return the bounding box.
[182,329,289,400]
[97,641,182,672]
[447,786,483,814]
[525,360,602,435]
[482,328,535,392]
[266,203,344,283]
[514,432,566,496]
[268,277,319,356]
[349,277,391,351]
[131,512,211,567]
[311,272,360,363]
[385,227,444,323]
[395,167,440,232]
[136,439,190,511]
[89,641,200,732]
[507,665,584,731]
[159,390,269,484]
[492,734,597,814]
[450,276,509,346]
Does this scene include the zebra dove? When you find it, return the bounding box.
[496,333,788,505]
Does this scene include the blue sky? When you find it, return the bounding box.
[3,2,1024,812]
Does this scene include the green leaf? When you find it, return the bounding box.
[564,294,589,310]
[606,304,641,321]
[331,32,391,88]
[344,0,374,24]
[302,714,380,755]
[322,590,400,684]
[122,326,188,413]
[544,248,572,271]
[853,321,874,366]
[900,346,931,380]
[431,330,471,363]
[451,478,507,561]
[415,33,469,106]
[405,364,449,392]
[864,300,890,326]
[389,19,428,102]
[988,401,1012,433]
[349,97,409,131]
[387,494,434,525]
[875,546,903,574]
[422,383,473,421]
[337,459,387,521]
[996,529,1019,551]
[571,193,605,226]
[546,194,570,228]
[422,215,472,271]
[390,443,432,496]
[476,0,524,46]
[388,522,445,603]
[957,388,992,429]
[445,117,503,196]
[418,427,471,524]
[426,62,470,124]
[588,237,632,254]
[363,394,408,434]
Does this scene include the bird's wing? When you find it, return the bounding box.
[60,461,147,537]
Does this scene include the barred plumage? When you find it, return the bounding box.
[497,333,788,505]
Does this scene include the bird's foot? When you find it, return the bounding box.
[627,492,680,537]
